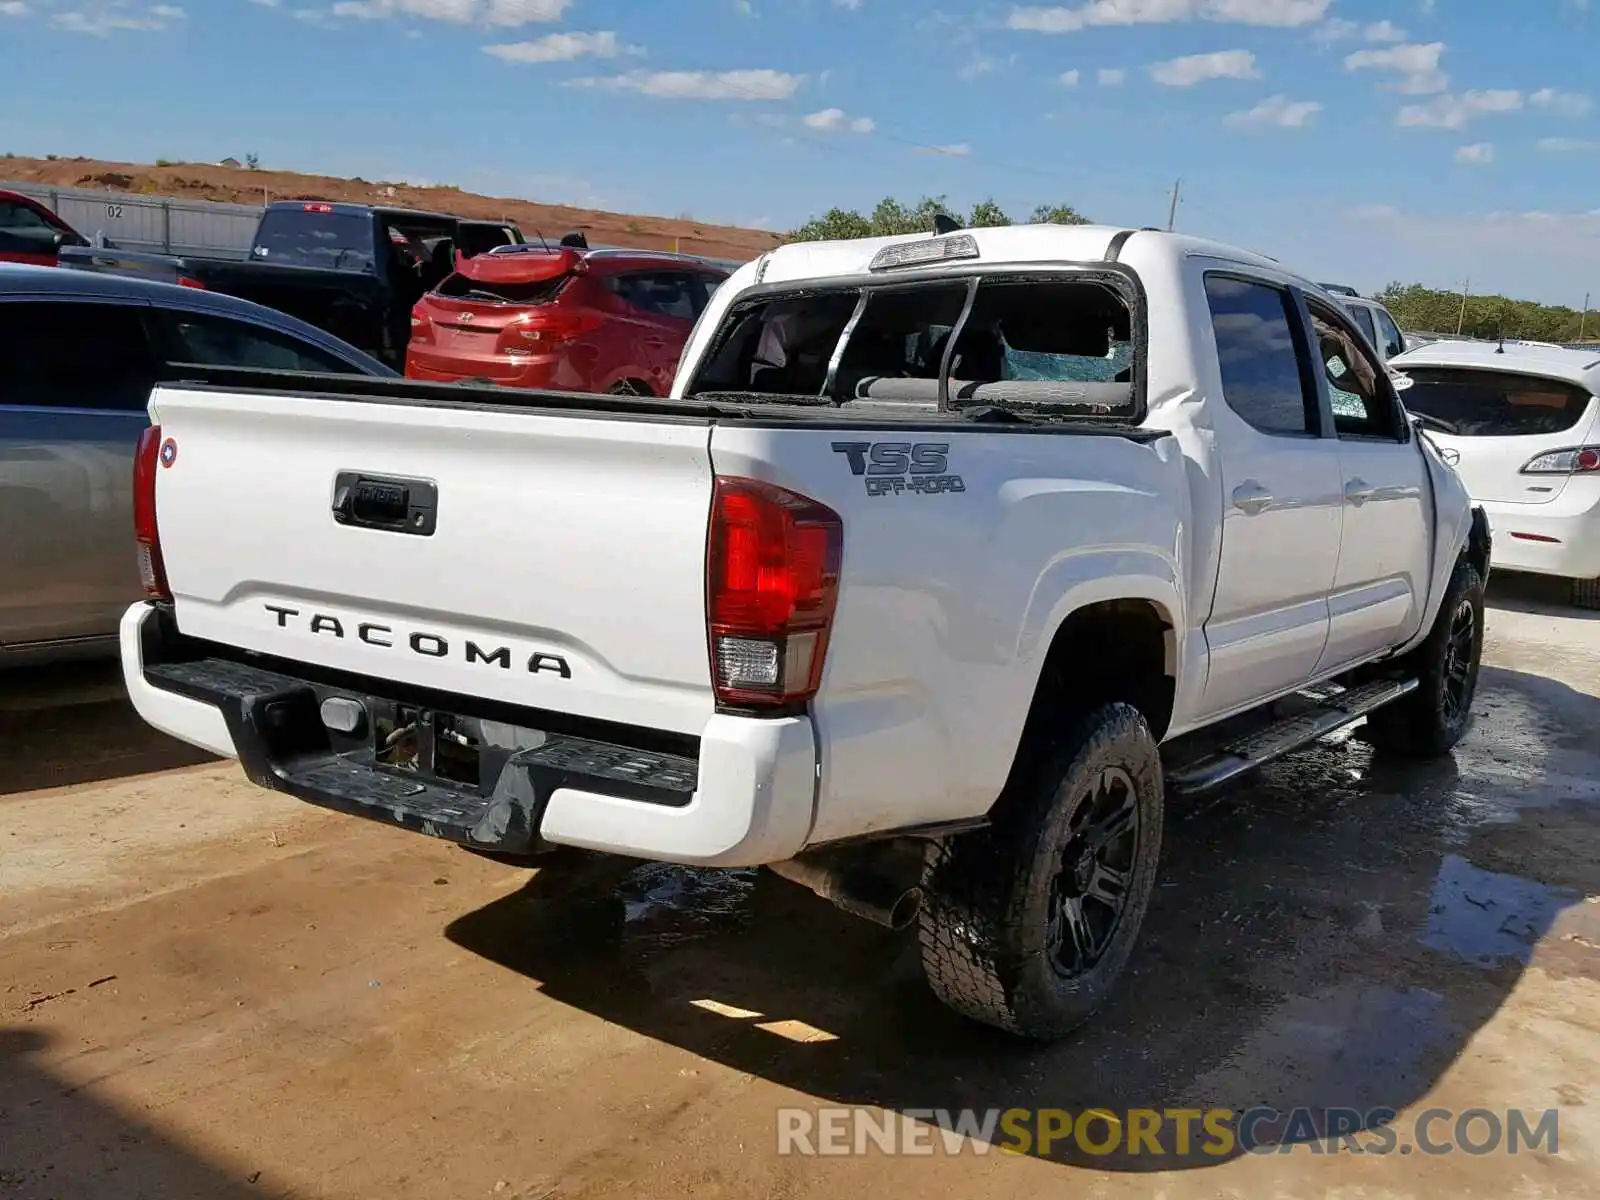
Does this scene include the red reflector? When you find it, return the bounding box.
[176,276,207,290]
[1509,532,1561,543]
[707,477,842,708]
[133,425,172,601]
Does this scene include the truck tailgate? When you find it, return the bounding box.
[148,384,717,735]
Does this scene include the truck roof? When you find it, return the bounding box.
[1392,337,1600,393]
[745,223,1289,288]
[263,199,477,224]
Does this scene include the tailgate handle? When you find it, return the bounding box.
[332,472,438,536]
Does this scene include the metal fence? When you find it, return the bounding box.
[6,178,752,268]
[5,180,264,260]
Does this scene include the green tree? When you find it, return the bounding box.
[787,195,1091,242]
[967,198,1010,227]
[1029,203,1090,225]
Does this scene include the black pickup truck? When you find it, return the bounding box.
[57,201,524,368]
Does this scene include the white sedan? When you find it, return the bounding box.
[1390,339,1600,607]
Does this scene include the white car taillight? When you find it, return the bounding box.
[133,425,172,601]
[705,477,842,711]
[1520,446,1600,475]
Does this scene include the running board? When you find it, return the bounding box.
[1165,678,1419,798]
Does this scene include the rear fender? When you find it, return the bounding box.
[1397,441,1479,656]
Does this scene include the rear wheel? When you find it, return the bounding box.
[918,703,1163,1040]
[1571,576,1600,610]
[1365,558,1484,757]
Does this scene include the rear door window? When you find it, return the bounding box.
[158,311,366,374]
[0,300,157,411]
[1374,307,1406,360]
[1347,303,1378,349]
[1203,274,1319,436]
[1397,368,1594,437]
[610,272,700,321]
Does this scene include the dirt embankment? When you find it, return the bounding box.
[1,154,784,262]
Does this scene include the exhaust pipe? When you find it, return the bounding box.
[765,844,924,930]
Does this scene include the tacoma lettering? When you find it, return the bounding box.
[263,605,570,678]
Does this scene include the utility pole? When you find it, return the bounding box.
[1166,178,1182,232]
[1456,277,1470,336]
[1581,292,1591,342]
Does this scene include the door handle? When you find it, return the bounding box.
[1344,477,1375,505]
[1231,481,1273,516]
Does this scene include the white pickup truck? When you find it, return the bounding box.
[122,224,1490,1040]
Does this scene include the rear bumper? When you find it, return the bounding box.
[1478,496,1600,580]
[120,603,817,867]
[404,348,561,388]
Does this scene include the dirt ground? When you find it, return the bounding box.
[2,577,1598,1199]
[2,155,782,261]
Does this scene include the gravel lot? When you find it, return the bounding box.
[3,577,1598,1199]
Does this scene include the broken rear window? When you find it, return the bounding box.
[690,273,1138,419]
[434,271,569,305]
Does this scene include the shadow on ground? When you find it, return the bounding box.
[0,662,215,796]
[0,1028,267,1199]
[448,664,1600,1171]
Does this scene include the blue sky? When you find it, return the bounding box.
[1,0,1598,304]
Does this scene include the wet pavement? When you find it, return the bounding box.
[1,576,1597,1198]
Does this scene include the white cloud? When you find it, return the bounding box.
[1344,41,1448,94]
[1454,141,1494,165]
[1364,19,1405,41]
[801,107,875,133]
[52,2,186,33]
[483,31,634,63]
[1530,87,1592,116]
[1060,68,1081,86]
[912,142,972,155]
[564,69,804,101]
[1225,93,1322,127]
[1537,136,1598,152]
[329,0,566,22]
[1006,0,1329,33]
[1312,17,1356,42]
[1097,67,1126,85]
[0,0,30,13]
[1150,48,1258,86]
[1397,89,1523,129]
[959,54,999,80]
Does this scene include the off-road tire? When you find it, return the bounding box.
[1571,576,1600,611]
[918,703,1164,1041]
[1365,558,1485,758]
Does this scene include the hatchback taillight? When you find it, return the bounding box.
[1521,446,1600,474]
[133,425,171,601]
[706,477,842,709]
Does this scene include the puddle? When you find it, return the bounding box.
[1190,983,1456,1125]
[614,863,758,950]
[1419,854,1576,968]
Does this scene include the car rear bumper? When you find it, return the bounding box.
[1478,496,1600,580]
[120,603,818,867]
[404,348,562,388]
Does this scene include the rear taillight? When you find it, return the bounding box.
[176,276,207,290]
[506,309,602,349]
[707,477,842,710]
[409,302,434,343]
[133,425,171,601]
[1521,446,1600,474]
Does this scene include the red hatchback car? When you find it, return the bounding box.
[0,190,90,266]
[405,245,731,396]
